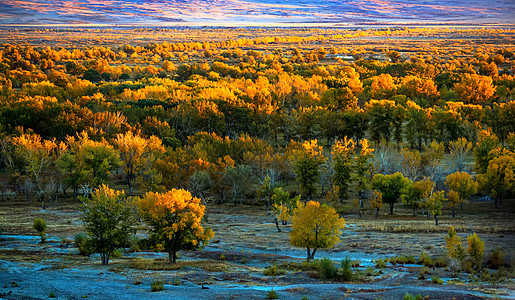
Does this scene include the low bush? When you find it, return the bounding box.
[266,289,279,299]
[430,275,443,285]
[74,233,93,256]
[320,258,338,280]
[151,280,164,292]
[111,249,123,259]
[374,258,387,269]
[488,247,506,269]
[263,265,287,276]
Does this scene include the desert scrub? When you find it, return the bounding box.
[264,265,287,276]
[151,280,164,292]
[33,218,47,243]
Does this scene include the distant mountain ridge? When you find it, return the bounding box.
[1,0,513,26]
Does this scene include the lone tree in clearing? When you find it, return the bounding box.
[372,172,411,215]
[138,189,214,264]
[81,184,136,265]
[290,201,345,261]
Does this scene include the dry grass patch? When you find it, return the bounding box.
[128,257,230,272]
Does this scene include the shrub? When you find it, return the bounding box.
[151,280,164,292]
[404,293,423,300]
[431,275,443,284]
[49,292,55,298]
[488,247,506,269]
[365,266,377,276]
[173,278,181,286]
[266,289,279,299]
[374,258,387,269]
[33,218,47,243]
[319,258,338,280]
[74,233,93,256]
[417,252,434,267]
[340,257,354,281]
[263,265,286,276]
[467,233,485,270]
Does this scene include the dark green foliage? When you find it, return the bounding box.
[74,233,93,256]
[33,218,47,243]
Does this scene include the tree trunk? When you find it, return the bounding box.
[101,252,110,265]
[360,199,364,208]
[275,218,281,232]
[169,251,177,264]
[389,203,394,215]
[452,206,455,218]
[434,215,438,226]
[494,197,498,208]
[413,208,416,217]
[375,208,379,218]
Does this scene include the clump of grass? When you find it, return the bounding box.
[151,280,164,292]
[49,292,56,298]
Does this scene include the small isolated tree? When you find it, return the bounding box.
[33,218,47,243]
[271,187,300,232]
[138,189,214,264]
[81,185,136,265]
[370,190,383,218]
[427,191,445,226]
[372,172,411,215]
[445,226,466,261]
[331,137,355,201]
[290,201,345,261]
[467,233,485,270]
[445,171,477,215]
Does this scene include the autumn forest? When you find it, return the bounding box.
[0,26,514,299]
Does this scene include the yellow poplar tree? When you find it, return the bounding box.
[137,189,214,264]
[290,201,345,260]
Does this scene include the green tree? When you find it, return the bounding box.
[331,137,355,201]
[271,187,300,232]
[427,190,445,226]
[290,201,345,261]
[403,179,433,216]
[291,140,325,199]
[81,184,136,265]
[137,189,214,264]
[372,172,411,215]
[474,129,500,174]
